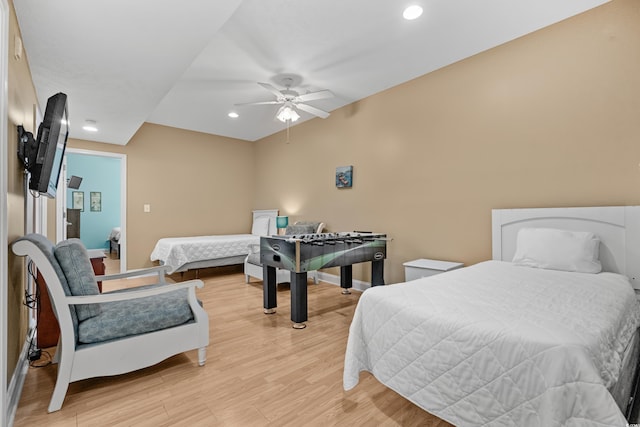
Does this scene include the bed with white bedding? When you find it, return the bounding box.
[150,209,278,274]
[343,206,640,427]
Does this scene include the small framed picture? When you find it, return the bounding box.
[336,165,353,188]
[90,192,102,212]
[72,191,84,211]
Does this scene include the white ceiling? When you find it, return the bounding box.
[14,0,609,145]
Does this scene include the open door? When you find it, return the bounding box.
[56,149,127,273]
[56,161,68,241]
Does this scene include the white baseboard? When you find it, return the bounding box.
[316,271,370,292]
[7,328,35,426]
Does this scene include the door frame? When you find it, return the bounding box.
[57,148,127,272]
[0,0,9,424]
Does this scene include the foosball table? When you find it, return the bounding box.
[260,232,387,328]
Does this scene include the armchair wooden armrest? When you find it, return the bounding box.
[95,265,170,283]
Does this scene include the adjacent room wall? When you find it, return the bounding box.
[66,153,121,250]
[68,123,256,269]
[253,0,640,284]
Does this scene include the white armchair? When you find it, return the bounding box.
[244,221,325,284]
[12,234,209,412]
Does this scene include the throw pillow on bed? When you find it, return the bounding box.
[251,216,270,236]
[285,224,316,235]
[512,227,602,274]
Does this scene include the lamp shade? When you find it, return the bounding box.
[276,216,289,229]
[276,104,300,122]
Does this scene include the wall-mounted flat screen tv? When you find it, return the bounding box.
[29,92,69,198]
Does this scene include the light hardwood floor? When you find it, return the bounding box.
[14,267,453,427]
[102,251,120,275]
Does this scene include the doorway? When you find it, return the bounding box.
[56,148,127,273]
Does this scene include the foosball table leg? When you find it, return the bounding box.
[290,272,308,328]
[263,265,277,314]
[340,265,353,294]
[371,259,385,286]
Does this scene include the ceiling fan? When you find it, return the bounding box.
[236,75,334,122]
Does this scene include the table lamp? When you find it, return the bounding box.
[276,216,289,235]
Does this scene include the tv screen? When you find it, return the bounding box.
[29,93,69,198]
[67,175,82,190]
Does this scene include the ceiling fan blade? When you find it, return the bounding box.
[234,100,282,107]
[258,82,284,99]
[296,103,330,119]
[296,90,334,103]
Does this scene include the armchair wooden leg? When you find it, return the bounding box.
[198,347,206,366]
[52,340,61,364]
[48,357,72,412]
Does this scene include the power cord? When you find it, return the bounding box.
[23,260,51,366]
[29,350,52,368]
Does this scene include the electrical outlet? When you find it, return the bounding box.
[143,204,151,213]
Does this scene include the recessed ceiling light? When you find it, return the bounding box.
[82,120,98,132]
[228,112,239,118]
[403,5,423,20]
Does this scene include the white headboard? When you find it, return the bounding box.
[492,206,640,289]
[253,209,279,236]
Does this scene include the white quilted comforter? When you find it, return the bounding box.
[343,261,640,427]
[150,234,258,273]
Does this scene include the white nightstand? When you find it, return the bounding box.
[403,258,464,282]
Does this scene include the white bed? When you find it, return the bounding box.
[150,209,278,274]
[343,206,640,427]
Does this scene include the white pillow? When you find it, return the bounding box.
[251,216,270,236]
[512,227,602,274]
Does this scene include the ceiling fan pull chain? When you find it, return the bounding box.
[286,120,290,144]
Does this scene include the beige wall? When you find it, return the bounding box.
[68,123,255,269]
[254,0,640,284]
[6,0,38,383]
[5,0,639,384]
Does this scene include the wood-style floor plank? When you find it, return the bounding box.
[13,267,453,427]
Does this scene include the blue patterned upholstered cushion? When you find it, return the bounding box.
[247,252,261,265]
[54,239,101,321]
[19,234,80,339]
[284,224,316,235]
[77,285,194,344]
[294,221,322,231]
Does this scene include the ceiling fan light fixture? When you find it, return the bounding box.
[276,104,300,123]
[403,5,423,20]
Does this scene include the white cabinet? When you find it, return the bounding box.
[403,258,463,282]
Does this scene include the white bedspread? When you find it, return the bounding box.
[343,260,640,427]
[150,234,258,273]
[108,227,121,243]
